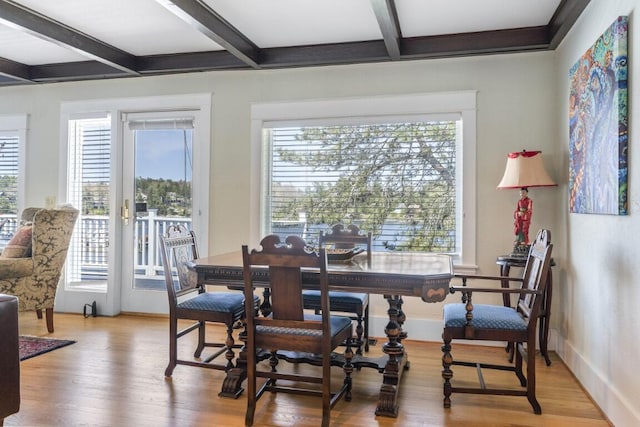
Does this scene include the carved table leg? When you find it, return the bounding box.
[375,295,409,417]
[259,287,272,317]
[397,296,408,343]
[441,335,453,408]
[219,322,247,398]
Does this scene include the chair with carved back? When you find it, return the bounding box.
[159,224,259,379]
[242,235,354,427]
[303,223,372,354]
[441,229,553,414]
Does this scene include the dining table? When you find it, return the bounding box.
[194,250,453,417]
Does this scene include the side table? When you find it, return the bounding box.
[496,255,555,366]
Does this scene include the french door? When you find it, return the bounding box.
[120,113,198,313]
[58,95,211,316]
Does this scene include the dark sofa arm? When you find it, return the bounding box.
[0,294,20,425]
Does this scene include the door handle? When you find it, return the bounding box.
[121,199,130,225]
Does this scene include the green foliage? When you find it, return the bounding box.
[136,177,192,217]
[0,175,17,215]
[81,178,191,217]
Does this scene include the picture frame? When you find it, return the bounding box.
[569,16,628,215]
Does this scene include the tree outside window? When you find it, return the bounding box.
[266,121,457,253]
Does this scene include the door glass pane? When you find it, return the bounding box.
[133,128,193,291]
[66,116,111,291]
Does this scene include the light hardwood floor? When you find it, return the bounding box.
[8,312,610,427]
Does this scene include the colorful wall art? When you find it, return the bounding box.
[569,16,628,215]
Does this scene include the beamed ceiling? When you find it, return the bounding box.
[0,0,590,87]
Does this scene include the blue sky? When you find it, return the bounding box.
[135,130,193,181]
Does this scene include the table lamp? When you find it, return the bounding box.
[497,150,556,256]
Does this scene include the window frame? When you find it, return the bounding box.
[250,91,477,268]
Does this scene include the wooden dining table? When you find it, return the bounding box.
[194,250,453,417]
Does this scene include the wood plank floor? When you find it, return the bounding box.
[8,312,610,427]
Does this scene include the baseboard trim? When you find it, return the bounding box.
[372,314,634,425]
[556,336,637,426]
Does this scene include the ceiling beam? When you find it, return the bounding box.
[29,61,132,82]
[260,41,390,68]
[402,27,550,59]
[3,25,555,83]
[0,57,31,82]
[370,0,401,60]
[138,50,248,74]
[548,0,591,49]
[0,0,137,75]
[155,0,260,69]
[0,2,587,86]
[0,75,27,85]
[138,25,550,72]
[29,51,252,82]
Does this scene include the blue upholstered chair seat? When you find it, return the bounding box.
[178,292,258,319]
[257,313,352,338]
[303,290,368,306]
[443,303,527,331]
[303,290,369,354]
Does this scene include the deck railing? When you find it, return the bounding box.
[0,212,190,280]
[0,211,440,281]
[0,212,312,281]
[134,212,191,275]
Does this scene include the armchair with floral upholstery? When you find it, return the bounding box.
[0,207,79,333]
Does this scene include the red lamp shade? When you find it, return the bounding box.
[497,151,556,189]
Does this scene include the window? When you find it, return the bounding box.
[251,92,477,267]
[265,121,457,252]
[66,114,112,287]
[0,114,27,251]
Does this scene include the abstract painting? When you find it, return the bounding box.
[569,16,628,215]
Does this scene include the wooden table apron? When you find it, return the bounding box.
[194,251,452,418]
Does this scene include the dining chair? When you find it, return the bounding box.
[303,223,372,354]
[159,224,259,380]
[441,229,553,414]
[242,234,355,427]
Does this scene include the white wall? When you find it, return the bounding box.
[1,46,584,408]
[4,10,636,421]
[0,52,558,329]
[554,0,640,425]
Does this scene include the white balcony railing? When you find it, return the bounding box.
[0,211,190,280]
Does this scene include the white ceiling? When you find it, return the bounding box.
[0,0,589,86]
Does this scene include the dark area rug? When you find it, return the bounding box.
[19,335,76,361]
